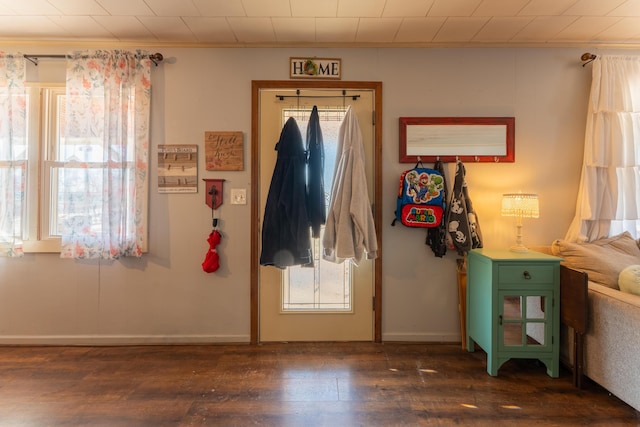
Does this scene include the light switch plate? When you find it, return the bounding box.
[231,188,247,205]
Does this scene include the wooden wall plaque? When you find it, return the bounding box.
[205,131,244,171]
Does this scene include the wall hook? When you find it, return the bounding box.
[203,178,225,209]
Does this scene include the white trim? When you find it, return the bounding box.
[382,332,460,343]
[0,334,250,345]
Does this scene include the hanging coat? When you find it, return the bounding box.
[322,106,378,265]
[260,117,312,268]
[426,160,448,257]
[306,105,325,238]
[446,161,483,256]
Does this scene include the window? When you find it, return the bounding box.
[16,84,64,252]
[2,51,151,259]
[21,83,149,255]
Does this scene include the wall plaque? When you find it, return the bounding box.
[158,144,198,193]
[205,131,244,171]
[290,57,341,80]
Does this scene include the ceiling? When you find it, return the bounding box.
[0,0,639,48]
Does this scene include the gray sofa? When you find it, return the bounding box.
[546,232,640,413]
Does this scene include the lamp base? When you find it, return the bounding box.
[509,244,530,253]
[509,220,529,253]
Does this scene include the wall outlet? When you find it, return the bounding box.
[231,188,247,205]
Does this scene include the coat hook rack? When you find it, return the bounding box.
[203,178,225,209]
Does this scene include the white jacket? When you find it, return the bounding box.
[322,106,378,265]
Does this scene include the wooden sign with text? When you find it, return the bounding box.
[290,57,341,80]
[205,131,244,171]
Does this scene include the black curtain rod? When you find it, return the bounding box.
[23,52,164,67]
[276,94,360,101]
[275,90,360,101]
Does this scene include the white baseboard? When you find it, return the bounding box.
[0,335,251,346]
[382,332,461,343]
[0,333,460,345]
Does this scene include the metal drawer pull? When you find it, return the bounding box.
[523,271,531,280]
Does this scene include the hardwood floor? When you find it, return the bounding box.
[0,342,638,426]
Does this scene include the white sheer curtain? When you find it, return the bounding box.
[0,52,26,257]
[61,50,151,259]
[566,55,640,242]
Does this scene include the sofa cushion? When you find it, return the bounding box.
[619,264,640,296]
[551,232,640,289]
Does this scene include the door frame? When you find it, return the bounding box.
[250,80,383,344]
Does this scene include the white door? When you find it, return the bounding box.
[258,88,376,342]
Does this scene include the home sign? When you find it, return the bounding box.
[290,57,341,80]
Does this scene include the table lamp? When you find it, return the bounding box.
[501,193,539,253]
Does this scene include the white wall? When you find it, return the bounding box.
[0,46,600,344]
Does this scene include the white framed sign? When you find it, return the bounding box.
[290,57,341,80]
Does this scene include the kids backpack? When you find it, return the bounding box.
[392,162,446,228]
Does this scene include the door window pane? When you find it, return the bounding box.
[281,108,351,312]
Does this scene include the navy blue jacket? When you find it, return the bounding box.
[260,117,312,268]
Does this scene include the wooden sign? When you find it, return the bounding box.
[157,145,198,193]
[290,57,341,80]
[205,131,243,171]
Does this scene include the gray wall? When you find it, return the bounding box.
[0,46,598,344]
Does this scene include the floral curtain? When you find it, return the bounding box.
[566,55,640,242]
[61,50,150,259]
[0,52,26,257]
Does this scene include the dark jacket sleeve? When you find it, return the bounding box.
[306,106,326,238]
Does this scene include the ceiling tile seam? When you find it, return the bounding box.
[179,16,199,43]
[430,16,449,42]
[424,0,435,18]
[224,17,241,43]
[509,15,579,43]
[591,16,637,42]
[269,17,277,43]
[470,16,493,42]
[135,16,159,42]
[390,17,403,43]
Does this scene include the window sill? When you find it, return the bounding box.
[22,239,61,253]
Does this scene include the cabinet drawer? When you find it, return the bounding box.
[498,265,554,285]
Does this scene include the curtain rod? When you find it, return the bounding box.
[581,52,596,67]
[275,94,361,101]
[275,90,360,101]
[23,52,164,67]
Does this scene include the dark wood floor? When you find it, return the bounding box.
[0,342,638,426]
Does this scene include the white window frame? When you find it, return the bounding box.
[19,83,62,252]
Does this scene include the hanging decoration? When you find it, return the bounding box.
[202,229,222,273]
[202,181,223,273]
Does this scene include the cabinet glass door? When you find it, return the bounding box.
[498,291,552,350]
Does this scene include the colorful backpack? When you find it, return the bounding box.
[392,162,446,228]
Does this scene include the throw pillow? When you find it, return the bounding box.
[619,265,640,296]
[551,232,640,289]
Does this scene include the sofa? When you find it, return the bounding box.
[545,232,640,413]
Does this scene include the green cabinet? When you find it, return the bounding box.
[466,248,562,377]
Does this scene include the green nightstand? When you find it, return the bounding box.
[466,248,562,377]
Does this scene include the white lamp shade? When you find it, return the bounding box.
[501,193,539,218]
